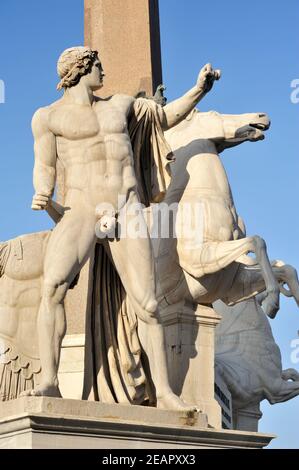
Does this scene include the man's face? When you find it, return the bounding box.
[87,58,105,90]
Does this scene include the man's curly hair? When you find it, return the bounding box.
[57,46,99,90]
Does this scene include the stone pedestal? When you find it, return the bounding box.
[233,405,263,432]
[161,304,222,429]
[0,397,274,449]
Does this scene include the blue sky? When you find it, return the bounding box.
[0,0,298,448]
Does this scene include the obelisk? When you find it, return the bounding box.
[84,0,163,97]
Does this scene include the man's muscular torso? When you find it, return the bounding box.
[46,94,137,210]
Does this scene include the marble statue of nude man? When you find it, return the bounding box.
[27,46,220,408]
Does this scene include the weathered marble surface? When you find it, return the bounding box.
[1,106,299,431]
[0,397,274,449]
[1,46,298,437]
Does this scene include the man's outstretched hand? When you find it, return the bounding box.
[197,63,221,93]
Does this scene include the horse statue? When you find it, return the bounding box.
[153,109,299,317]
[0,202,65,400]
[214,293,299,431]
[0,231,47,399]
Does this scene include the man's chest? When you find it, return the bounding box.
[49,96,134,141]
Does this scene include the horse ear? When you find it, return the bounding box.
[135,90,146,99]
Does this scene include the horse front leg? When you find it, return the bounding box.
[254,262,299,309]
[271,262,299,307]
[215,236,280,318]
[239,236,280,318]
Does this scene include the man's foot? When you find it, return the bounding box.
[157,392,199,412]
[20,383,62,398]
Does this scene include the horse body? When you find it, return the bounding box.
[0,231,50,399]
[156,110,244,307]
[165,111,235,205]
[155,109,299,424]
[156,110,299,314]
[0,232,49,342]
[215,297,299,409]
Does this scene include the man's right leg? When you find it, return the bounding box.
[107,208,198,411]
[23,208,96,397]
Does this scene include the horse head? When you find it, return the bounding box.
[165,109,270,153]
[217,112,270,152]
[163,110,271,196]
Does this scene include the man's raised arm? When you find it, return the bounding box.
[31,107,57,211]
[160,63,221,130]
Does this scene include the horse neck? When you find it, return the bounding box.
[166,139,226,199]
[164,115,234,202]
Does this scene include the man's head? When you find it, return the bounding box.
[57,46,104,91]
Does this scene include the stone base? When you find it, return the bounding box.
[233,405,263,432]
[162,304,222,429]
[0,397,274,449]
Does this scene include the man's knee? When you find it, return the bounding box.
[143,298,158,314]
[143,298,159,324]
[133,296,159,324]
